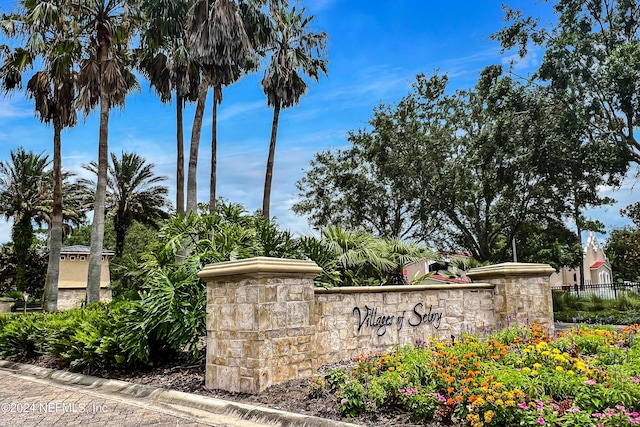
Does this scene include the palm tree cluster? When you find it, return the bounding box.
[0,148,91,294]
[140,206,431,292]
[0,0,328,310]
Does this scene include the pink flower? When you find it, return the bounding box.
[584,379,596,386]
[341,398,348,404]
[632,377,639,383]
[538,417,545,425]
[518,402,528,409]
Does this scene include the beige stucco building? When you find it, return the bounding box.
[58,245,114,310]
[550,232,613,287]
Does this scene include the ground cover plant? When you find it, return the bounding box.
[553,290,640,325]
[309,324,640,426]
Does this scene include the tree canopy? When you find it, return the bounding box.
[492,0,640,165]
[294,66,620,264]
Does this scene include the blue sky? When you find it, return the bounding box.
[0,0,637,247]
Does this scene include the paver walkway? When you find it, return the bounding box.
[0,368,250,427]
[0,362,359,427]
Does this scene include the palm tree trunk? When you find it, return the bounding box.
[209,84,221,214]
[43,118,63,312]
[262,102,281,219]
[176,95,185,217]
[186,78,208,215]
[87,47,110,304]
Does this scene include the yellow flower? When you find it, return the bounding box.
[484,410,495,423]
[495,398,504,406]
[556,366,564,372]
[505,400,516,407]
[486,395,495,403]
[531,370,539,376]
[522,367,531,372]
[533,363,542,369]
[567,370,575,376]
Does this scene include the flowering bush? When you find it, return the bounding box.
[307,324,640,425]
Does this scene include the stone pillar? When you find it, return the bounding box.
[198,257,321,394]
[467,262,555,334]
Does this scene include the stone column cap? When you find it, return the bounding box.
[467,262,555,280]
[198,256,322,280]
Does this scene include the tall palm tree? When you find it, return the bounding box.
[0,148,51,293]
[138,0,200,216]
[261,5,327,219]
[1,0,80,312]
[83,152,170,257]
[186,0,264,214]
[72,0,140,303]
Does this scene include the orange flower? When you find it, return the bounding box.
[448,387,454,394]
[447,398,455,405]
[456,395,463,402]
[469,394,477,403]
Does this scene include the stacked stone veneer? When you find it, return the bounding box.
[314,284,496,367]
[57,288,112,311]
[466,262,556,332]
[199,258,555,394]
[198,257,322,394]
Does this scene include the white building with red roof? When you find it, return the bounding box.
[550,232,613,287]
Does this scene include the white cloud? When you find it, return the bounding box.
[500,49,540,72]
[0,98,33,119]
[217,101,265,122]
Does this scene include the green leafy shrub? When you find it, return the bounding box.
[135,257,207,361]
[555,310,640,325]
[0,302,149,371]
[0,313,41,359]
[336,380,366,417]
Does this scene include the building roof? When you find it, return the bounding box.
[61,245,115,256]
[590,260,608,269]
[430,274,470,284]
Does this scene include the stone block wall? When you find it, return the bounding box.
[199,257,322,394]
[466,263,555,333]
[199,258,555,394]
[314,284,495,367]
[57,288,112,311]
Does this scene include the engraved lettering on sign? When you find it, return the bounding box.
[352,303,442,336]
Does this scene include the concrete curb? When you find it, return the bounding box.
[0,360,361,427]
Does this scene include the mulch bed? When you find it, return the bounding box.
[19,353,447,427]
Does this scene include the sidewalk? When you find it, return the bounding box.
[0,361,361,427]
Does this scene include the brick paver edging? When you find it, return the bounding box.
[0,360,360,427]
